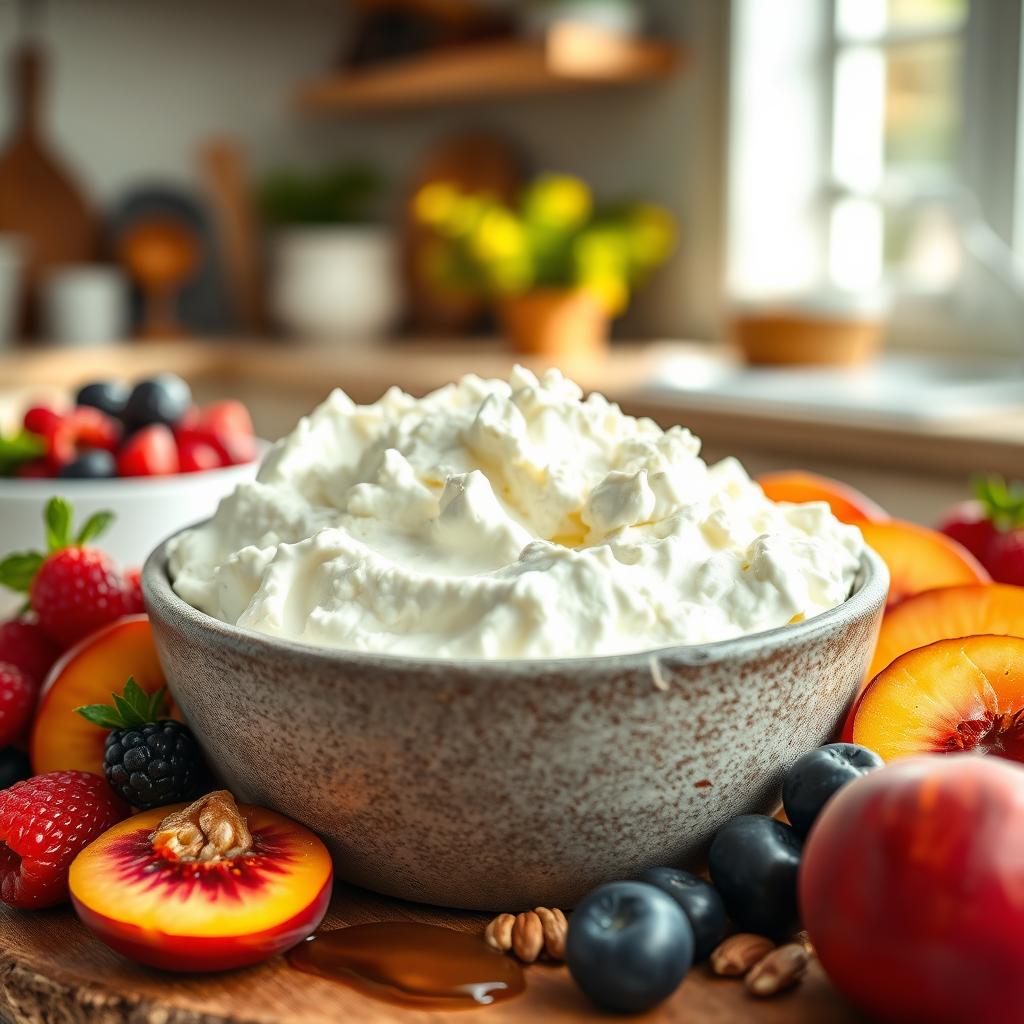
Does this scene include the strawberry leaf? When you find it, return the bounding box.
[75,511,115,546]
[973,475,1024,531]
[0,551,44,593]
[45,497,73,552]
[75,705,125,729]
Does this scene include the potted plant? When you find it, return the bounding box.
[413,173,675,357]
[259,164,399,344]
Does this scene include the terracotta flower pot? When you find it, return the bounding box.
[499,288,609,360]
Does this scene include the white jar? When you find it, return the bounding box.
[269,226,401,344]
[42,265,128,347]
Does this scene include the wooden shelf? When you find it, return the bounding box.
[295,25,684,113]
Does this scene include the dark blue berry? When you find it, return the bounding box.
[58,449,117,479]
[121,375,192,430]
[708,815,802,939]
[566,881,693,1013]
[0,747,31,790]
[75,380,129,419]
[783,742,884,837]
[636,867,727,961]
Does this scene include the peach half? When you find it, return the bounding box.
[858,520,990,608]
[758,471,889,525]
[69,791,332,972]
[30,616,167,776]
[852,635,1024,762]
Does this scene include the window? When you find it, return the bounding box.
[727,0,1024,352]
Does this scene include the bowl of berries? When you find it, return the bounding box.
[0,374,260,616]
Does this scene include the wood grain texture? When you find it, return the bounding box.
[0,884,865,1024]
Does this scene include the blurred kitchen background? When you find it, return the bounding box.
[1,0,1021,518]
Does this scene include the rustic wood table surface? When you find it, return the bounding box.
[0,882,866,1024]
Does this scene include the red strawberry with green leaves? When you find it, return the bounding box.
[938,476,1024,585]
[0,498,127,649]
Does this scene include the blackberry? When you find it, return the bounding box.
[104,720,204,810]
[76,677,206,810]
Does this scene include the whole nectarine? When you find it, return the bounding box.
[801,756,1024,1024]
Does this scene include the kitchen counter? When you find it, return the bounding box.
[2,339,1021,520]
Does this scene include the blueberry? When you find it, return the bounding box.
[75,380,129,419]
[783,742,884,837]
[636,867,727,961]
[566,881,693,1013]
[122,375,192,429]
[58,449,117,479]
[708,815,802,939]
[0,747,31,790]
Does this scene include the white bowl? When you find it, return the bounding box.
[0,460,259,618]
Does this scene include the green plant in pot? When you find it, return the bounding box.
[413,173,675,356]
[259,164,399,344]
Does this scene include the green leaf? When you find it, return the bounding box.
[0,431,46,476]
[75,705,125,729]
[75,510,115,546]
[45,497,73,552]
[973,475,1024,531]
[0,551,44,593]
[112,691,147,728]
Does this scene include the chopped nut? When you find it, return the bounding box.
[745,943,810,997]
[533,906,568,960]
[484,913,516,953]
[483,907,568,963]
[710,933,776,976]
[151,790,253,863]
[512,911,544,962]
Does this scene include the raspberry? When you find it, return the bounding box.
[31,548,127,649]
[0,663,37,747]
[122,567,145,615]
[0,771,126,908]
[0,620,60,683]
[117,424,180,477]
[22,406,62,437]
[67,406,120,452]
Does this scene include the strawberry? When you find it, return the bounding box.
[176,435,224,473]
[122,567,145,614]
[0,771,127,908]
[986,530,1024,585]
[0,498,126,649]
[195,400,256,466]
[117,424,179,477]
[937,500,997,562]
[0,620,59,683]
[0,663,37,747]
[66,406,120,452]
[22,406,62,437]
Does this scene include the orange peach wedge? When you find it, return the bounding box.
[851,635,1024,762]
[30,616,168,776]
[69,791,332,972]
[758,471,889,525]
[858,520,990,608]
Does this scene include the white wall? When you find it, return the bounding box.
[0,0,727,339]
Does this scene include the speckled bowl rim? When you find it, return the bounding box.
[143,524,889,676]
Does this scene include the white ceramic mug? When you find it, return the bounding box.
[42,265,129,347]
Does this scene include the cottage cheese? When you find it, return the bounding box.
[168,367,864,659]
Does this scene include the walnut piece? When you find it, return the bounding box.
[745,943,810,997]
[151,790,253,862]
[484,907,567,963]
[709,933,776,976]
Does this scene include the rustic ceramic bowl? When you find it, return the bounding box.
[143,538,887,912]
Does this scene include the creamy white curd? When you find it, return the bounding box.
[168,367,864,659]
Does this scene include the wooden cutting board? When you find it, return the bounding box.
[0,40,97,332]
[0,883,866,1023]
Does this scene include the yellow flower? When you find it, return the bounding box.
[524,174,592,230]
[582,272,629,315]
[472,208,527,263]
[628,205,676,269]
[413,182,461,228]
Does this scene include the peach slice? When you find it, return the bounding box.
[851,635,1024,762]
[69,791,332,972]
[758,471,889,525]
[859,520,990,607]
[868,583,1024,681]
[30,616,167,776]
